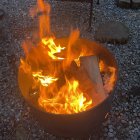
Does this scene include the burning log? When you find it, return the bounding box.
[80,55,107,104]
[63,57,106,106]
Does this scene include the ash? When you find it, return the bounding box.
[0,0,140,140]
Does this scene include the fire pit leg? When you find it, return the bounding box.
[89,0,93,30]
[88,0,100,30]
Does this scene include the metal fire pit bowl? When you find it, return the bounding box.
[18,38,118,137]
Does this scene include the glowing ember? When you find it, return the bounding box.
[18,0,116,114]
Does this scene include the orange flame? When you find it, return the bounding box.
[19,0,93,114]
[104,67,116,93]
[63,29,80,69]
[42,37,65,60]
[32,71,58,87]
[38,78,92,114]
[37,0,51,38]
[99,60,116,94]
[19,0,116,114]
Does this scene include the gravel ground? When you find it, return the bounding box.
[0,0,140,140]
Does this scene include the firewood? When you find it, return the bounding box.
[74,66,97,98]
[80,55,107,103]
[64,61,106,106]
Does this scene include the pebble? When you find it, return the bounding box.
[109,128,114,133]
[108,132,114,137]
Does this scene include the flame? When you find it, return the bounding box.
[99,60,116,94]
[32,71,58,87]
[42,37,65,60]
[104,67,116,93]
[74,51,85,67]
[63,29,80,69]
[20,59,31,74]
[38,79,92,114]
[38,0,51,38]
[18,0,116,114]
[19,0,93,114]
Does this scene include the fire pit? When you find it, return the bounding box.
[18,0,118,137]
[18,38,118,137]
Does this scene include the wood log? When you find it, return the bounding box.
[63,61,101,105]
[57,56,107,106]
[80,55,107,104]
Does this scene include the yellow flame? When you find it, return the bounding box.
[99,60,116,93]
[74,51,85,67]
[38,79,92,114]
[104,67,116,93]
[18,0,116,115]
[18,0,93,114]
[32,71,58,87]
[42,37,65,60]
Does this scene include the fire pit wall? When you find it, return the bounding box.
[18,38,118,137]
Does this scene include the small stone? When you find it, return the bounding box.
[109,128,114,133]
[95,21,129,44]
[134,113,137,116]
[109,125,113,129]
[15,125,28,140]
[108,132,114,137]
[121,119,127,124]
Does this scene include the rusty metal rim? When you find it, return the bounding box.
[19,38,118,117]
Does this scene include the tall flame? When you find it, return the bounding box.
[37,0,51,38]
[19,0,116,114]
[19,0,93,114]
